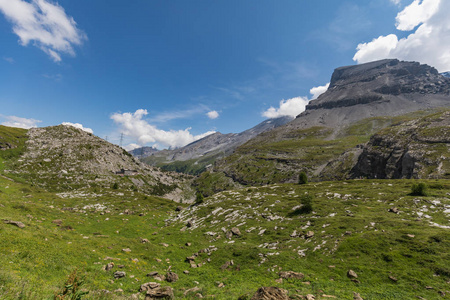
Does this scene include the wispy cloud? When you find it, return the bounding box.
[354,0,450,72]
[1,115,41,128]
[147,105,209,123]
[3,57,14,64]
[42,73,63,81]
[0,0,86,62]
[111,109,215,149]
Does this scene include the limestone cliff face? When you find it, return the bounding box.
[351,110,450,179]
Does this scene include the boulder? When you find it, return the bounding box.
[165,272,178,283]
[251,287,289,300]
[140,282,161,292]
[145,286,174,299]
[279,271,304,280]
[347,270,358,279]
[113,271,126,279]
[104,262,114,271]
[305,231,314,239]
[3,220,25,228]
[231,227,241,236]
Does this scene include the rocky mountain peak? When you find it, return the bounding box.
[307,59,450,111]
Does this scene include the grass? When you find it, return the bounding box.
[0,174,448,299]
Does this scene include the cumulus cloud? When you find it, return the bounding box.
[123,143,141,151]
[0,0,86,62]
[1,115,41,128]
[353,0,450,72]
[262,96,309,119]
[206,110,219,119]
[111,109,216,149]
[61,122,93,134]
[310,83,330,100]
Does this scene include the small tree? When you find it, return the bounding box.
[112,182,119,190]
[298,172,308,185]
[411,182,428,196]
[300,195,313,214]
[195,192,204,204]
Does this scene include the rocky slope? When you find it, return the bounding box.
[3,125,193,201]
[204,60,450,186]
[141,116,293,174]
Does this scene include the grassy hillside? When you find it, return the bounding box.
[212,110,446,186]
[1,174,449,299]
[0,125,28,171]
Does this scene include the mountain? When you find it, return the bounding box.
[129,146,159,159]
[1,125,193,202]
[140,116,293,174]
[199,59,450,190]
[442,71,450,78]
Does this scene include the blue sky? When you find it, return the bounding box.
[0,0,449,149]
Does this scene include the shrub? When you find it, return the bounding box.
[54,269,88,300]
[112,182,119,189]
[195,192,204,204]
[410,182,428,196]
[289,195,313,216]
[298,172,308,184]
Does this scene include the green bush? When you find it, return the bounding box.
[289,195,313,216]
[54,269,88,300]
[410,182,428,196]
[112,182,119,189]
[298,172,308,184]
[195,192,204,204]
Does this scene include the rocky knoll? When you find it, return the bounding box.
[350,110,450,179]
[6,125,190,200]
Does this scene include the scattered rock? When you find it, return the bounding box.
[221,260,234,270]
[52,219,63,226]
[187,220,193,228]
[140,282,161,292]
[165,272,178,283]
[231,227,241,236]
[388,275,398,282]
[186,242,192,247]
[184,286,201,296]
[141,238,150,243]
[306,295,315,300]
[104,262,114,271]
[347,270,358,279]
[279,271,304,280]
[251,287,289,300]
[353,292,363,300]
[147,271,159,277]
[305,231,314,239]
[290,230,298,238]
[175,206,183,212]
[407,234,415,238]
[145,286,174,299]
[217,282,225,288]
[183,270,189,274]
[160,243,169,247]
[114,289,124,293]
[3,220,25,228]
[226,231,233,239]
[113,271,126,279]
[122,248,131,253]
[389,207,399,214]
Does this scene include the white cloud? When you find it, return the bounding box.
[390,0,402,5]
[61,122,93,134]
[262,96,309,119]
[0,0,86,62]
[123,143,141,151]
[111,109,216,149]
[1,115,41,128]
[3,57,14,63]
[310,83,330,100]
[353,0,450,72]
[206,110,219,119]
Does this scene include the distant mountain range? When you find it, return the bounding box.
[442,71,450,78]
[134,115,293,174]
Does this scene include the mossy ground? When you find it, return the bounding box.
[1,174,449,299]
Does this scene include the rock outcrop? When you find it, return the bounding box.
[351,110,450,179]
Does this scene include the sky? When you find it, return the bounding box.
[0,0,449,150]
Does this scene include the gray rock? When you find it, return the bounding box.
[231,227,241,236]
[279,271,304,280]
[113,271,126,279]
[140,282,161,292]
[145,286,174,299]
[347,270,358,279]
[165,272,178,283]
[251,287,289,300]
[3,220,25,228]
